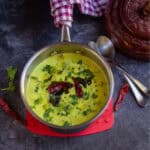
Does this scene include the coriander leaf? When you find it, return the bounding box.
[42,65,54,74]
[82,108,92,116]
[66,72,72,78]
[43,108,54,119]
[70,95,78,105]
[79,69,94,78]
[34,98,41,105]
[64,105,71,111]
[92,93,98,99]
[6,66,17,81]
[83,92,89,100]
[58,105,71,116]
[34,86,39,92]
[1,82,15,92]
[43,75,53,83]
[63,121,71,127]
[31,76,39,81]
[58,110,68,116]
[77,60,83,65]
[1,66,17,92]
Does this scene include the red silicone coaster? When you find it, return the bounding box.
[26,100,114,137]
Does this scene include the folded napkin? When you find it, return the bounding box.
[50,0,109,27]
[27,100,114,137]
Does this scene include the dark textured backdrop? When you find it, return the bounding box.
[0,0,150,150]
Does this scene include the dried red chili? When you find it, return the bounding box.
[0,97,25,125]
[72,77,83,98]
[48,81,73,94]
[114,83,129,111]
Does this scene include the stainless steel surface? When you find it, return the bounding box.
[88,35,150,106]
[124,72,150,97]
[61,25,71,42]
[96,36,115,59]
[116,64,150,97]
[123,73,146,107]
[20,42,114,133]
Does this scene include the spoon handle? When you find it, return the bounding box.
[123,73,147,107]
[124,72,150,96]
[115,62,150,97]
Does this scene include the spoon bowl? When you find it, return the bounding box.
[96,36,115,59]
[88,35,150,107]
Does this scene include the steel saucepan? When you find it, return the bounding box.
[20,25,114,133]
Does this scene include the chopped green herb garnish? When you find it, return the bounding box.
[1,82,15,92]
[100,81,105,86]
[57,70,63,74]
[43,75,52,83]
[67,72,72,78]
[82,108,92,116]
[83,92,89,100]
[62,62,69,70]
[48,117,53,122]
[31,105,36,109]
[43,108,54,119]
[58,105,71,116]
[64,105,71,111]
[1,66,17,92]
[42,65,54,74]
[92,93,98,99]
[34,86,39,92]
[77,60,83,65]
[31,76,38,80]
[70,95,78,105]
[6,66,17,81]
[58,110,68,116]
[79,69,94,78]
[63,121,71,127]
[34,98,41,105]
[76,107,81,110]
[65,76,68,81]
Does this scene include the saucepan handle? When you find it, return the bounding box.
[61,25,71,42]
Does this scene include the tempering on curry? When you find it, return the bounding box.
[26,53,109,127]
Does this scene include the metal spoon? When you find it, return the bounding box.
[123,73,146,107]
[88,36,150,107]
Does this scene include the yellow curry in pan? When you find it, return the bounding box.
[26,53,109,127]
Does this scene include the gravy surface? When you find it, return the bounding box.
[26,53,109,126]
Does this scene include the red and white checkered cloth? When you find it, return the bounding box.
[50,0,109,27]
